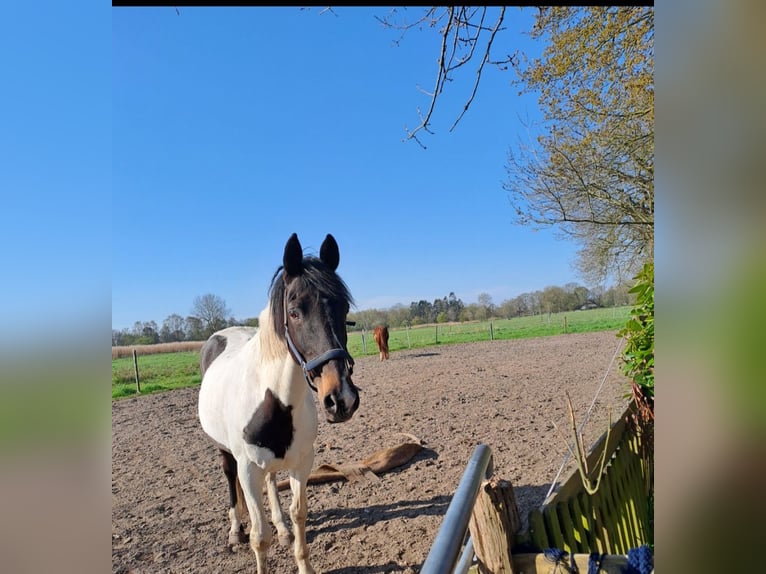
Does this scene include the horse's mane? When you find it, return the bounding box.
[266,256,354,348]
[257,305,284,362]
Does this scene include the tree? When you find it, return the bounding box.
[376,7,653,282]
[190,293,230,339]
[504,7,653,283]
[459,307,474,322]
[141,320,160,344]
[566,283,591,310]
[410,300,434,324]
[446,292,464,322]
[540,286,567,314]
[498,296,527,318]
[477,292,495,318]
[160,313,186,343]
[184,315,205,341]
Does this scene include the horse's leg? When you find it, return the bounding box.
[288,456,316,574]
[237,460,271,574]
[220,450,247,545]
[265,472,294,546]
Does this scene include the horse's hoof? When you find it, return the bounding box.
[229,530,248,546]
[278,531,295,546]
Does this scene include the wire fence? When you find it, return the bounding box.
[347,306,630,357]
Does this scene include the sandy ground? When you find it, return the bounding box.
[112,331,629,573]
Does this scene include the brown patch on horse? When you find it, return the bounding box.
[315,364,344,398]
[373,325,389,361]
[219,449,248,543]
[315,363,358,423]
[243,389,294,459]
[200,334,227,376]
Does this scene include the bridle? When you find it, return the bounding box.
[283,294,355,392]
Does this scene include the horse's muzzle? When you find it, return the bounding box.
[322,380,359,423]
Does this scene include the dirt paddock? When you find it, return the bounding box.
[112,331,629,573]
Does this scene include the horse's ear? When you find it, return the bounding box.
[283,233,304,279]
[320,234,340,271]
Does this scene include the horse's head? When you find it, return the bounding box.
[271,233,360,423]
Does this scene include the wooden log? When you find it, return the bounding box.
[468,477,521,574]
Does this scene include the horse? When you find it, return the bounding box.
[373,325,389,361]
[198,233,360,574]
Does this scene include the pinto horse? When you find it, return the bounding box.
[373,325,389,361]
[198,233,359,574]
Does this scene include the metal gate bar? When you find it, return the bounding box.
[420,444,493,574]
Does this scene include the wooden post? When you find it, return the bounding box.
[489,322,494,341]
[361,330,367,355]
[132,349,141,394]
[563,316,568,334]
[468,477,521,574]
[406,325,411,348]
[435,325,438,344]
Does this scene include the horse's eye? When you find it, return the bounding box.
[288,308,300,320]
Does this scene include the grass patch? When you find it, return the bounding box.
[112,307,630,400]
[112,351,201,399]
[347,306,630,357]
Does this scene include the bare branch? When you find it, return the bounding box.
[378,6,513,146]
[400,7,454,147]
[449,7,505,132]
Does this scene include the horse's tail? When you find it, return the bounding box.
[381,327,389,357]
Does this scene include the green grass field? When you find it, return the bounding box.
[348,306,630,356]
[112,351,202,399]
[112,306,630,400]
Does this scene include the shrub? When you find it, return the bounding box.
[618,261,654,408]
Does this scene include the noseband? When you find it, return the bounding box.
[283,295,355,392]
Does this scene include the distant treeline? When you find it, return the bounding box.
[111,315,260,347]
[112,281,633,346]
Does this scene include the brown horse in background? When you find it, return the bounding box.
[373,325,389,361]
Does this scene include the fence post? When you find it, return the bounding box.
[361,330,367,355]
[132,349,141,394]
[406,325,411,348]
[489,322,494,341]
[435,325,439,344]
[563,316,568,334]
[469,477,521,574]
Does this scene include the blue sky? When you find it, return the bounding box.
[112,7,583,332]
[1,2,110,345]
